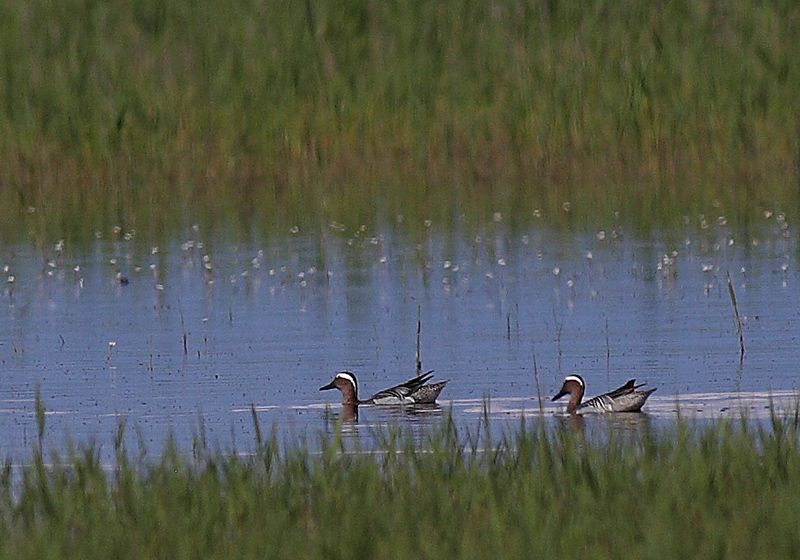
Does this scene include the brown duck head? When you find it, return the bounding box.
[320,371,359,405]
[551,374,585,413]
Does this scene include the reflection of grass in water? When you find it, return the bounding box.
[1,1,799,242]
[6,412,800,557]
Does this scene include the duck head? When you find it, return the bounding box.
[551,374,585,413]
[319,371,359,405]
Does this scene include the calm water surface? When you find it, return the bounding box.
[0,216,798,460]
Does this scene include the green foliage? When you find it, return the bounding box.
[1,0,799,241]
[0,416,799,558]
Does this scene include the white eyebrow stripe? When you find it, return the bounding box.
[335,372,358,394]
[564,375,584,387]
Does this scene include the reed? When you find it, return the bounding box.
[1,414,799,558]
[1,0,799,242]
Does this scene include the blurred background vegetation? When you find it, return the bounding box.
[1,0,799,242]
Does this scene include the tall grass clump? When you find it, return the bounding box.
[1,0,799,241]
[0,415,799,558]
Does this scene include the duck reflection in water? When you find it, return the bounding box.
[322,403,359,433]
[556,410,654,437]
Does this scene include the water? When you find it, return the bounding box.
[0,216,798,461]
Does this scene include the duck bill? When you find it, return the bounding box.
[319,381,336,391]
[551,389,567,402]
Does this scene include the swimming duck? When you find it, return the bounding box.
[551,374,656,413]
[319,370,448,405]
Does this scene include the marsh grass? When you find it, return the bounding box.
[1,413,799,558]
[1,0,800,242]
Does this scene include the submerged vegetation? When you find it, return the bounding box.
[1,414,800,558]
[1,0,800,241]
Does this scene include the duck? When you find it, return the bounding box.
[551,374,656,413]
[319,370,448,405]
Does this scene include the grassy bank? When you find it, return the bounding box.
[1,414,799,558]
[2,0,799,240]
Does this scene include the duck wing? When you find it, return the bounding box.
[578,380,650,412]
[608,388,657,412]
[409,380,449,404]
[368,371,435,402]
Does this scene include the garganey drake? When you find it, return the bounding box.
[552,374,656,413]
[319,370,448,405]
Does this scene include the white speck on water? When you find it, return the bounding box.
[379,256,388,264]
[299,280,307,288]
[113,226,122,234]
[289,226,299,234]
[149,264,157,271]
[596,231,606,241]
[497,258,507,266]
[7,275,14,283]
[297,272,305,279]
[566,279,574,288]
[562,202,571,212]
[155,284,165,291]
[586,251,593,260]
[73,265,80,272]
[553,267,561,276]
[701,264,714,272]
[764,210,773,219]
[521,235,530,245]
[424,219,432,228]
[151,247,159,255]
[443,261,452,269]
[532,209,541,218]
[108,341,116,348]
[109,258,117,265]
[485,272,494,279]
[492,212,503,223]
[268,269,275,276]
